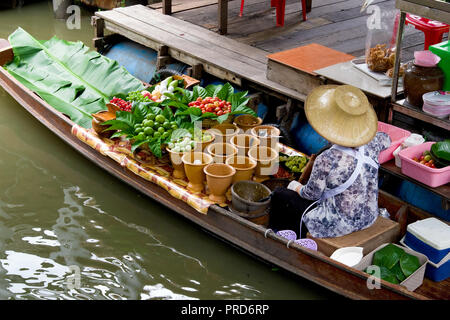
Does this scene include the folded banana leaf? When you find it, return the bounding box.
[431,140,450,164]
[4,28,144,128]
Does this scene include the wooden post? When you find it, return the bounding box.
[189,63,203,80]
[306,0,312,13]
[162,0,172,15]
[91,16,105,52]
[218,0,228,35]
[156,45,172,70]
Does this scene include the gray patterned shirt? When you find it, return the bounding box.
[299,132,391,238]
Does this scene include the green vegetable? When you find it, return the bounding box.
[430,140,450,166]
[5,28,144,128]
[400,252,421,278]
[373,243,405,269]
[365,244,421,285]
[127,90,152,103]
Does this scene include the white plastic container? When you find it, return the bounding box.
[330,247,364,267]
[422,91,450,119]
[393,133,425,167]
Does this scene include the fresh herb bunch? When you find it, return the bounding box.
[162,82,257,124]
[126,90,153,103]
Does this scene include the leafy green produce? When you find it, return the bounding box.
[373,243,405,269]
[430,140,450,166]
[103,102,178,157]
[279,154,308,173]
[400,252,421,278]
[5,28,144,128]
[162,83,256,124]
[365,244,422,285]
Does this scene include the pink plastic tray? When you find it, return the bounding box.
[377,122,411,164]
[399,142,450,188]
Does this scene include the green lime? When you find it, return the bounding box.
[135,127,143,134]
[171,124,178,130]
[162,132,170,139]
[137,132,146,140]
[170,121,177,126]
[163,121,171,129]
[144,127,154,136]
[142,119,149,127]
[158,127,165,134]
[146,120,155,128]
[155,115,166,124]
[153,131,161,139]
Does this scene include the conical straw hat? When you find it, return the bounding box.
[305,85,378,147]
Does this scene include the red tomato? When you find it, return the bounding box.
[217,110,223,116]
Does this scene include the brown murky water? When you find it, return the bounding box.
[0,1,337,299]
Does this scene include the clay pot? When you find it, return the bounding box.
[182,152,213,193]
[229,180,272,226]
[166,147,188,179]
[226,156,257,184]
[233,115,263,133]
[250,125,281,151]
[230,134,260,157]
[207,142,238,164]
[210,123,242,144]
[204,163,236,203]
[248,146,279,179]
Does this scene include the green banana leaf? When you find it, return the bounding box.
[431,140,450,163]
[4,28,144,128]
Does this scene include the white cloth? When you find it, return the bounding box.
[287,180,303,192]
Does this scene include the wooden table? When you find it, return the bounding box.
[162,0,229,34]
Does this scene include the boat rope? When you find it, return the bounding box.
[286,240,294,248]
[264,228,273,238]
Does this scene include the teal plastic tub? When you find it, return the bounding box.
[429,41,450,91]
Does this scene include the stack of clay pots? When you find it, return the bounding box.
[167,117,280,207]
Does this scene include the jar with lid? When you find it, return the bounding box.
[403,51,444,108]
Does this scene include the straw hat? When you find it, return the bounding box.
[305,85,378,147]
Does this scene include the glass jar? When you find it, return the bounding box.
[403,61,444,108]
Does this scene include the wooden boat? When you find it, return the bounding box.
[0,43,448,300]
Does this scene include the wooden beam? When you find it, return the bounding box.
[218,0,228,35]
[162,0,172,15]
[187,63,203,80]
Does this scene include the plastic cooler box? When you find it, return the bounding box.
[398,141,450,187]
[429,41,450,91]
[402,218,450,282]
[377,122,411,164]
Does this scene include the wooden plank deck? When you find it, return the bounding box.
[172,0,436,59]
[96,5,315,102]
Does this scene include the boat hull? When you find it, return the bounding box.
[0,44,446,300]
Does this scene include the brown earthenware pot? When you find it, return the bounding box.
[182,152,213,193]
[204,163,236,204]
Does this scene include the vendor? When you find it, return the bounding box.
[270,85,391,239]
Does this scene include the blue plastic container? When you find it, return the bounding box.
[403,218,450,282]
[104,41,188,83]
[396,181,450,222]
[404,231,449,264]
[290,115,329,155]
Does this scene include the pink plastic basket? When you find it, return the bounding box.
[399,142,450,188]
[377,122,411,164]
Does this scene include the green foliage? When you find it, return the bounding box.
[5,28,144,128]
[162,83,256,124]
[365,244,421,285]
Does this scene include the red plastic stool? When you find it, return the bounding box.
[391,14,449,50]
[240,0,307,26]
